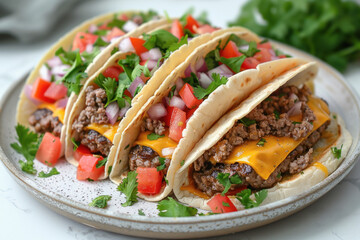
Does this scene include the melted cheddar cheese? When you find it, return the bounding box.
[38,103,65,124]
[312,162,329,177]
[85,122,119,143]
[134,130,178,158]
[213,96,330,180]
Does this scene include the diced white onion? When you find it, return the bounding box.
[195,57,207,73]
[144,60,157,70]
[147,103,167,120]
[55,97,68,109]
[105,102,120,125]
[287,101,302,117]
[85,44,94,53]
[289,93,299,102]
[128,77,145,97]
[123,20,139,32]
[199,72,213,89]
[119,37,135,52]
[119,100,130,118]
[24,84,41,105]
[175,78,185,93]
[88,24,98,33]
[39,65,51,81]
[51,64,70,77]
[46,56,62,68]
[162,147,175,156]
[207,64,233,78]
[184,64,194,78]
[110,36,122,44]
[169,96,186,110]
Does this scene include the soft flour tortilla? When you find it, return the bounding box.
[110,30,314,202]
[173,64,352,211]
[65,26,252,179]
[16,11,167,156]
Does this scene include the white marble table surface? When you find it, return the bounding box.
[0,0,359,239]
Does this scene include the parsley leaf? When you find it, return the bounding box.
[89,195,112,208]
[117,171,138,207]
[96,157,107,168]
[331,144,343,159]
[38,168,60,178]
[147,133,165,140]
[239,117,256,127]
[157,197,198,217]
[157,157,167,171]
[256,138,267,147]
[236,189,267,209]
[193,73,228,99]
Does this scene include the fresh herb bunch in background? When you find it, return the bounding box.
[228,0,360,72]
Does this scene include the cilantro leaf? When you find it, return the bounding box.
[193,73,228,99]
[168,85,176,99]
[117,171,138,207]
[239,41,260,57]
[55,47,77,65]
[157,197,198,217]
[218,55,246,73]
[89,195,112,208]
[256,138,267,147]
[163,35,188,59]
[204,49,220,70]
[331,144,343,159]
[96,157,107,168]
[19,160,37,175]
[236,189,267,209]
[138,209,145,216]
[93,37,110,47]
[143,29,179,50]
[71,137,80,151]
[274,110,280,120]
[38,168,60,178]
[111,47,119,56]
[107,17,126,29]
[239,117,256,127]
[180,160,185,166]
[183,72,200,87]
[157,157,167,171]
[11,124,41,162]
[147,133,165,140]
[216,173,243,195]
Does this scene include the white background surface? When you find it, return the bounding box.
[0,0,360,239]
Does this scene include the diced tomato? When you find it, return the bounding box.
[35,132,62,166]
[129,37,148,55]
[136,167,163,195]
[102,66,123,81]
[253,48,272,63]
[140,73,150,83]
[72,32,98,53]
[119,13,129,21]
[74,144,92,162]
[220,41,241,59]
[169,107,186,142]
[179,83,203,109]
[164,106,175,126]
[207,194,237,213]
[77,155,104,181]
[124,89,132,98]
[98,23,111,30]
[44,82,68,101]
[257,41,272,50]
[170,19,184,39]
[241,57,260,71]
[225,186,247,196]
[186,107,197,119]
[184,15,200,33]
[31,78,55,103]
[278,54,287,58]
[106,27,125,41]
[195,24,218,34]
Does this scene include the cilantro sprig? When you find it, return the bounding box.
[216,173,243,195]
[38,168,60,178]
[147,133,164,140]
[157,197,198,217]
[331,144,343,159]
[117,171,138,207]
[193,73,228,99]
[89,195,112,208]
[236,189,267,209]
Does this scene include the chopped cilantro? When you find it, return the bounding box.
[333,114,337,119]
[96,157,107,168]
[274,110,280,120]
[117,171,138,206]
[163,35,188,59]
[276,172,282,179]
[11,124,42,175]
[71,137,80,151]
[204,49,219,70]
[143,29,178,51]
[93,37,109,47]
[107,17,126,29]
[193,73,228,99]
[331,144,343,159]
[108,166,113,175]
[222,201,230,207]
[239,117,256,127]
[138,209,145,216]
[198,212,217,216]
[157,157,167,171]
[164,176,169,185]
[183,72,200,87]
[111,47,119,55]
[89,195,112,208]
[157,197,198,217]
[93,29,108,36]
[147,133,165,140]
[292,121,302,125]
[87,178,94,182]
[168,85,176,99]
[239,41,260,57]
[216,173,242,195]
[125,144,130,149]
[300,171,304,175]
[218,55,246,73]
[180,160,185,166]
[257,138,267,147]
[38,168,60,178]
[236,189,267,209]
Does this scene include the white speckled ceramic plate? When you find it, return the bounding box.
[1,42,360,239]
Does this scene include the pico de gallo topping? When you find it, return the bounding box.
[71,14,218,182]
[128,35,289,194]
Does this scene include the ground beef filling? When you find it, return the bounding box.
[129,145,170,175]
[192,85,329,196]
[28,108,63,137]
[72,86,112,155]
[141,118,166,135]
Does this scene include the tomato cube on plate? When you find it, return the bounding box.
[136,167,163,195]
[31,78,56,103]
[179,83,203,109]
[74,144,92,162]
[77,155,105,181]
[169,107,186,142]
[35,132,62,166]
[207,194,237,213]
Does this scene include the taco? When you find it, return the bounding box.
[173,60,352,212]
[16,10,165,164]
[110,30,314,202]
[64,16,239,181]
